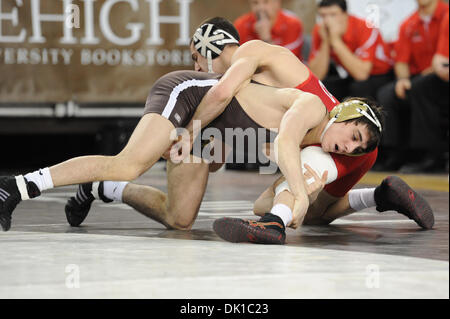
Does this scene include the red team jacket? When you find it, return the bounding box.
[436,11,449,59]
[394,1,449,75]
[309,15,393,76]
[234,9,304,60]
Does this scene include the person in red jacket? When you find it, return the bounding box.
[308,0,393,102]
[375,0,449,172]
[400,10,449,173]
[234,0,304,60]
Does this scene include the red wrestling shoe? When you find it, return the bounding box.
[213,213,286,245]
[375,176,434,229]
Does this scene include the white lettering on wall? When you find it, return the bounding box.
[81,0,100,44]
[0,0,26,43]
[146,0,192,45]
[100,0,144,46]
[29,0,77,44]
[0,0,195,46]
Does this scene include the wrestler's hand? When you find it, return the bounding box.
[162,141,176,160]
[168,133,194,163]
[290,193,309,229]
[303,164,328,204]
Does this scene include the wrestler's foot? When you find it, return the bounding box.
[213,213,286,245]
[65,182,112,227]
[375,176,434,229]
[0,176,40,232]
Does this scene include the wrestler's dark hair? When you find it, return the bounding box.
[318,0,347,12]
[342,97,385,155]
[191,17,240,45]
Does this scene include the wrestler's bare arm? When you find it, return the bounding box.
[275,93,326,224]
[185,40,306,133]
[253,176,284,216]
[276,93,325,197]
[185,58,257,133]
[184,42,265,133]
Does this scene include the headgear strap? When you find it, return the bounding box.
[345,100,382,133]
[320,100,383,143]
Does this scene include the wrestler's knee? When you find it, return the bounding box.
[165,212,196,230]
[163,202,197,230]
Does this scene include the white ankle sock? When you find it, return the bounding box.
[14,176,30,200]
[101,181,129,202]
[24,168,54,192]
[270,203,293,227]
[348,188,376,211]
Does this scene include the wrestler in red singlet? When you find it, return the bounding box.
[297,68,378,198]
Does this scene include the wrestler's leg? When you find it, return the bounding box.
[303,191,347,225]
[67,138,229,228]
[123,157,210,230]
[253,176,284,216]
[255,175,424,229]
[51,114,174,186]
[252,170,434,230]
[301,182,434,230]
[1,114,175,231]
[123,139,230,229]
[252,175,334,224]
[258,179,434,230]
[214,176,289,245]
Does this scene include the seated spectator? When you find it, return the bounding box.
[400,11,449,173]
[234,0,304,60]
[375,0,449,172]
[308,0,393,101]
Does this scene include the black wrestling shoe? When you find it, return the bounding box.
[375,176,434,229]
[213,213,286,245]
[65,182,112,227]
[0,176,41,231]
